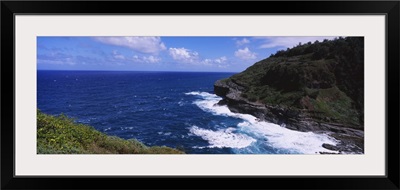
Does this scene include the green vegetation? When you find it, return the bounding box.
[37,110,184,154]
[227,37,364,127]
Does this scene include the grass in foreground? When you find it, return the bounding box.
[37,110,184,154]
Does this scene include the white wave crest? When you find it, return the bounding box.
[189,126,256,148]
[185,91,218,97]
[238,121,338,154]
[186,91,339,154]
[186,91,234,117]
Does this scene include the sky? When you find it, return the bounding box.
[37,36,337,72]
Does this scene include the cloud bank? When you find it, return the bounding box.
[234,47,257,60]
[94,37,166,54]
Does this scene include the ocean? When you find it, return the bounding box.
[37,70,338,154]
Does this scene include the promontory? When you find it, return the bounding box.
[214,37,364,154]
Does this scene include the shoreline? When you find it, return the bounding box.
[214,80,364,154]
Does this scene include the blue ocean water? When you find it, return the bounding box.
[37,71,338,154]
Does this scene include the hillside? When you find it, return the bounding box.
[37,110,184,154]
[214,37,364,153]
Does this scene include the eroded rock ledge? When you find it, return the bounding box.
[214,79,364,154]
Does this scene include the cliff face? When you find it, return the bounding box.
[214,37,364,154]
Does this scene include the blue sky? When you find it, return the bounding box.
[37,36,337,72]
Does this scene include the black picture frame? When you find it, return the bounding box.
[1,1,399,189]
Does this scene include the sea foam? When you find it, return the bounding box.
[189,126,256,148]
[186,91,338,154]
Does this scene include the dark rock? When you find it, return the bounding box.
[217,99,228,106]
[214,78,364,154]
[322,143,339,151]
[319,151,340,154]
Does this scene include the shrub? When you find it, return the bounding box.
[37,110,184,154]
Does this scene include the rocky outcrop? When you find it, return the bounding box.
[214,79,364,154]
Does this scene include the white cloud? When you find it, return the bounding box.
[38,59,75,65]
[236,38,250,46]
[143,55,161,63]
[168,47,199,63]
[133,55,161,63]
[37,52,76,65]
[258,37,338,49]
[112,50,125,60]
[214,56,227,64]
[201,59,213,65]
[94,37,166,54]
[234,47,257,60]
[169,47,229,68]
[201,56,227,66]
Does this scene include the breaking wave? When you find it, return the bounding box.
[186,91,338,154]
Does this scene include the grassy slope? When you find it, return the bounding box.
[37,110,184,154]
[226,37,364,127]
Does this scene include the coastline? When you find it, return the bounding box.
[214,79,364,154]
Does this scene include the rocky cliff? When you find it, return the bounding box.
[214,37,364,154]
